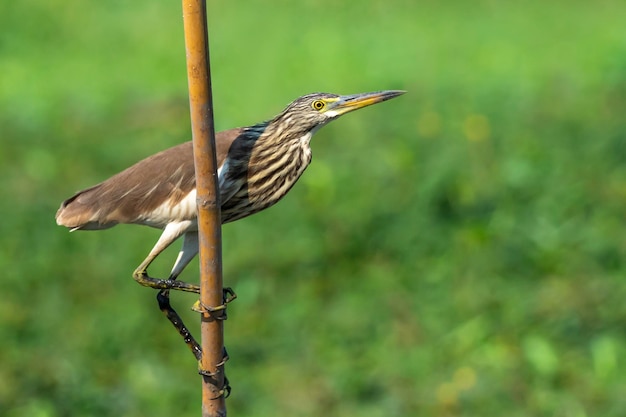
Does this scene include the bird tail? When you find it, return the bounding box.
[55,185,117,231]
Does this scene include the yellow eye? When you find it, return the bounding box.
[312,100,326,111]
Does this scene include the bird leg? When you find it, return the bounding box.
[132,224,200,293]
[158,287,233,398]
[157,289,202,360]
[151,229,234,392]
[157,287,235,360]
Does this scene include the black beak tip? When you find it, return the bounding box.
[385,90,407,99]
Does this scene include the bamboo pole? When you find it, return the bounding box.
[181,1,226,416]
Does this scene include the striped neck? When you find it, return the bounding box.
[246,120,313,201]
[219,121,315,223]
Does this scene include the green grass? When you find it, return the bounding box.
[2,1,626,416]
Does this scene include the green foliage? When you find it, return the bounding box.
[2,1,626,416]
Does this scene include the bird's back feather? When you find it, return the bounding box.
[56,129,243,230]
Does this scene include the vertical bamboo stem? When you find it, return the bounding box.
[181,1,226,416]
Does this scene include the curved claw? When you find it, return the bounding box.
[223,287,237,304]
[223,377,232,399]
[191,287,237,317]
[198,369,231,399]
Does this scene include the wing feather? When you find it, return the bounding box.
[56,128,242,230]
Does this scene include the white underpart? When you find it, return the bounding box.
[142,189,198,229]
[133,159,239,278]
[136,159,239,277]
[143,158,235,230]
[161,159,234,277]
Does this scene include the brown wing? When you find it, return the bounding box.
[55,128,243,230]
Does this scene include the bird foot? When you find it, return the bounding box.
[196,372,230,399]
[132,269,200,293]
[191,287,237,317]
[197,347,229,375]
[198,348,231,398]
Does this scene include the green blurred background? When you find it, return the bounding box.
[2,1,626,416]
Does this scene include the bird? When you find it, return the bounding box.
[56,90,405,292]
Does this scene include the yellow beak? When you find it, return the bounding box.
[330,90,405,115]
